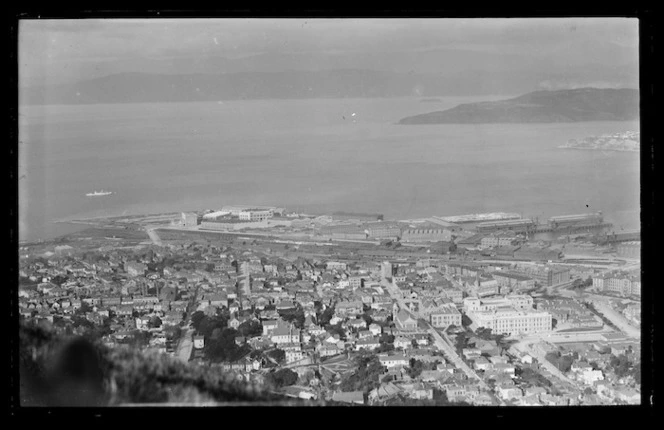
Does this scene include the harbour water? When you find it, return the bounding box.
[18,96,640,242]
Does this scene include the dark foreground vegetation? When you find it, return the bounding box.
[17,320,318,406]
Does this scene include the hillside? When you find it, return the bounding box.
[20,69,519,105]
[20,68,638,106]
[398,88,639,124]
[17,320,318,406]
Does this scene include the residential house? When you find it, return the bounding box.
[348,318,367,330]
[412,333,430,346]
[378,353,409,369]
[357,329,373,340]
[336,300,363,317]
[368,323,382,336]
[228,317,241,330]
[394,309,418,331]
[286,350,306,364]
[355,337,380,351]
[271,321,300,345]
[368,383,402,405]
[462,348,482,360]
[473,356,492,372]
[497,386,523,401]
[407,383,434,400]
[317,343,342,358]
[193,335,205,349]
[394,336,411,350]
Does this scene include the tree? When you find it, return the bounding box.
[340,353,384,393]
[128,330,151,348]
[265,369,298,389]
[408,359,424,379]
[318,307,335,327]
[266,348,285,364]
[148,316,162,329]
[237,319,262,338]
[379,334,394,344]
[361,311,373,326]
[461,314,472,327]
[279,305,305,329]
[326,323,346,341]
[204,328,243,362]
[163,325,182,340]
[376,343,394,353]
[75,301,92,316]
[610,354,632,378]
[51,275,68,286]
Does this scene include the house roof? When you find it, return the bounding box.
[395,309,417,324]
[331,391,364,404]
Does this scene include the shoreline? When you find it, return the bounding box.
[557,145,639,152]
[27,207,639,246]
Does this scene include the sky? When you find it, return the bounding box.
[19,18,639,86]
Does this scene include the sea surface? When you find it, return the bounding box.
[18,96,640,242]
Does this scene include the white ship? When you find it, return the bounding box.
[85,190,113,197]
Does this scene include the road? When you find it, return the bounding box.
[175,327,195,363]
[174,283,201,363]
[513,330,609,345]
[589,300,640,339]
[145,226,163,246]
[380,275,487,389]
[514,341,576,385]
[558,287,640,339]
[239,262,251,296]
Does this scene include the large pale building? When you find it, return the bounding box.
[181,212,198,227]
[238,209,273,222]
[468,307,552,336]
[463,295,534,313]
[401,228,452,243]
[512,265,570,287]
[593,273,641,297]
[222,205,277,216]
[492,272,536,292]
[463,294,550,336]
[381,261,393,278]
[481,231,518,248]
[429,304,462,328]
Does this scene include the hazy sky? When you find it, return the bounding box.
[19,18,639,85]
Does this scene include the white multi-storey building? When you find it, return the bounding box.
[464,294,549,336]
[469,308,552,336]
[238,209,273,221]
[430,304,462,328]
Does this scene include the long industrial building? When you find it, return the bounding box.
[332,212,383,221]
[476,218,536,233]
[468,308,553,336]
[547,212,603,229]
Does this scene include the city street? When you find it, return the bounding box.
[380,274,487,388]
[176,327,194,363]
[513,341,575,384]
[145,226,163,246]
[590,300,640,339]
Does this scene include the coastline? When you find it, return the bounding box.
[557,145,639,153]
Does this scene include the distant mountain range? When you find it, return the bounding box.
[20,66,638,106]
[398,88,640,124]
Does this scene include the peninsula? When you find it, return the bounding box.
[398,88,639,124]
[559,131,640,152]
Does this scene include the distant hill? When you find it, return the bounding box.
[398,88,640,124]
[20,67,638,106]
[20,69,528,105]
